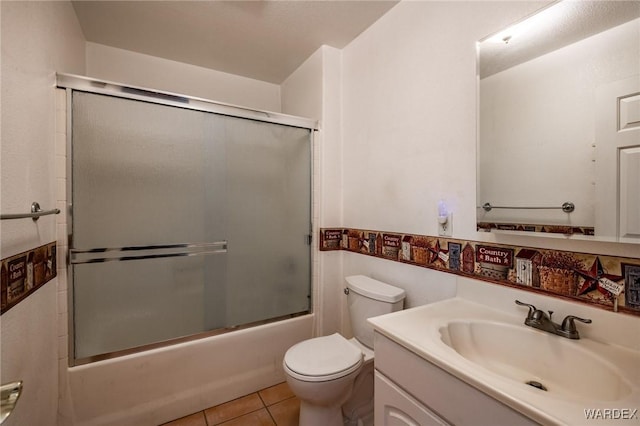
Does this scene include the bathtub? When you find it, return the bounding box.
[59,314,314,426]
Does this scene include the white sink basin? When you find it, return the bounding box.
[439,320,631,401]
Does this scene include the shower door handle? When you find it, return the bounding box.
[70,241,227,264]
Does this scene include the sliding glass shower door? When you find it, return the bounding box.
[70,92,311,363]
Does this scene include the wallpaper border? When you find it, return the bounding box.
[1,241,58,315]
[320,228,640,316]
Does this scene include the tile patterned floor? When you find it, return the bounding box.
[161,382,300,426]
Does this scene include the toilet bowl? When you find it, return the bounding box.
[284,333,363,426]
[283,275,405,426]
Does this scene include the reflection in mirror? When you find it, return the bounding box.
[477,1,640,243]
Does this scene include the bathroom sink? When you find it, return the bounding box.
[369,292,640,425]
[439,320,631,401]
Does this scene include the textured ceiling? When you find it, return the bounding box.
[479,1,640,78]
[72,0,398,84]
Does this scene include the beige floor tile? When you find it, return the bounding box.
[258,382,295,406]
[267,397,300,426]
[161,411,207,426]
[205,393,265,425]
[218,408,275,426]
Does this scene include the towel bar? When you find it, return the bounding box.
[0,202,60,221]
[481,202,575,213]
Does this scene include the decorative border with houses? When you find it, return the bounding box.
[1,241,58,315]
[319,228,640,316]
[477,222,595,236]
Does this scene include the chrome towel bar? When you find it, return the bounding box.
[0,202,60,221]
[482,202,575,213]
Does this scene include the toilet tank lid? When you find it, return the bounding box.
[345,275,405,303]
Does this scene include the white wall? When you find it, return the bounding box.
[339,1,541,305]
[342,1,544,239]
[0,2,85,425]
[338,0,640,308]
[86,42,282,112]
[281,45,345,335]
[479,18,640,228]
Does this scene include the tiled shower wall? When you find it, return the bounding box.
[55,88,72,423]
[321,228,640,316]
[0,91,68,319]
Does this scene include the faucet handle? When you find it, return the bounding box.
[561,315,592,332]
[515,300,537,319]
[559,315,592,339]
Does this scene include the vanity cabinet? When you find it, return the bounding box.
[375,371,448,425]
[373,332,539,426]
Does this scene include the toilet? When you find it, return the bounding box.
[283,275,405,426]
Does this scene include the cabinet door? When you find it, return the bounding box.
[375,371,450,426]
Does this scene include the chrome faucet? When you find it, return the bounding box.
[515,300,592,339]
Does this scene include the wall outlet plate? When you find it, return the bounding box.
[438,213,453,237]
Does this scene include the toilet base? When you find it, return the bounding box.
[294,361,375,426]
[342,361,374,425]
[299,400,345,426]
[285,364,360,426]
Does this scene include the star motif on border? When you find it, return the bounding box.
[428,240,449,265]
[574,257,623,297]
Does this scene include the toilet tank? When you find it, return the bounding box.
[345,275,405,349]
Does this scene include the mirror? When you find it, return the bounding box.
[477,1,640,243]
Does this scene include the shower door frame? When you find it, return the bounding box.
[57,74,318,366]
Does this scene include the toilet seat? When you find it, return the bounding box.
[284,333,363,382]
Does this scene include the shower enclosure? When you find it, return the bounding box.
[59,75,315,365]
